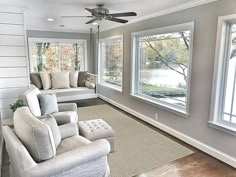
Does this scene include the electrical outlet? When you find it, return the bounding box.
[154,113,158,120]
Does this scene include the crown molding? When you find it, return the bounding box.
[100,0,218,32]
[26,26,91,34]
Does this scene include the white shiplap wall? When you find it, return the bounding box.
[0,10,29,119]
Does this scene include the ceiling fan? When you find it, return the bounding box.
[61,4,137,24]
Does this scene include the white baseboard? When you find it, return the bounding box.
[57,94,98,102]
[98,94,236,168]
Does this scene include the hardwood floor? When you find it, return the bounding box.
[135,152,236,177]
[73,98,236,177]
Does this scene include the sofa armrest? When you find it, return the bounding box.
[86,73,97,84]
[59,123,79,139]
[58,103,77,112]
[25,139,110,177]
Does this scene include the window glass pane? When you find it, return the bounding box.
[60,43,77,71]
[99,36,123,90]
[30,40,86,72]
[223,23,236,124]
[31,43,59,72]
[232,116,236,124]
[224,57,236,114]
[136,30,191,109]
[223,114,230,122]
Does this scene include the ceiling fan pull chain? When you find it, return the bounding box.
[96,25,100,76]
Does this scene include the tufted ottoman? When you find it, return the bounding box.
[78,119,115,152]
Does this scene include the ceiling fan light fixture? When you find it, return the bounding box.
[92,22,98,25]
[47,18,54,22]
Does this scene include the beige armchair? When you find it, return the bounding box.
[20,86,78,125]
[3,107,111,177]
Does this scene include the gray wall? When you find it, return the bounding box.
[27,30,95,73]
[98,0,236,158]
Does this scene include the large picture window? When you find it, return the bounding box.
[28,38,87,72]
[131,22,194,114]
[210,15,236,134]
[99,35,123,91]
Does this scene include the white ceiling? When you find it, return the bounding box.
[0,0,216,33]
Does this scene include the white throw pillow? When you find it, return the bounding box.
[69,71,79,88]
[51,71,70,89]
[40,72,52,90]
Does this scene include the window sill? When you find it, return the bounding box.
[98,83,123,94]
[130,94,189,118]
[208,121,236,136]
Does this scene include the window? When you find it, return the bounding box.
[99,35,123,91]
[131,22,194,115]
[28,38,87,72]
[210,15,236,134]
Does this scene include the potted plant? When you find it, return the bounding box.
[10,99,25,112]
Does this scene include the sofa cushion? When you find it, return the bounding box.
[85,80,96,89]
[39,114,61,148]
[51,72,70,89]
[40,72,52,90]
[21,87,41,117]
[78,71,88,87]
[52,111,77,125]
[14,107,56,162]
[56,136,90,155]
[69,71,79,88]
[40,87,95,96]
[38,94,59,115]
[30,73,43,89]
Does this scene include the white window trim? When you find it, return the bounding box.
[98,35,124,93]
[209,14,236,135]
[28,37,88,72]
[131,22,195,117]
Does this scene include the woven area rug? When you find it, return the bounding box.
[78,104,193,177]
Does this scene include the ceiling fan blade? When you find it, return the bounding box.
[109,12,137,17]
[86,18,98,24]
[85,8,97,15]
[61,16,93,18]
[107,18,128,23]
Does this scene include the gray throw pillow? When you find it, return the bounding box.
[78,71,88,87]
[39,114,61,148]
[30,73,43,89]
[38,94,59,115]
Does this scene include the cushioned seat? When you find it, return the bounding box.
[79,119,115,152]
[52,111,77,125]
[41,87,95,95]
[56,136,90,155]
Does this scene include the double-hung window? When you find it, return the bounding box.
[210,15,236,134]
[28,38,87,72]
[131,22,194,115]
[99,35,123,92]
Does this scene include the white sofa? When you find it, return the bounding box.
[3,107,111,177]
[30,71,97,102]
